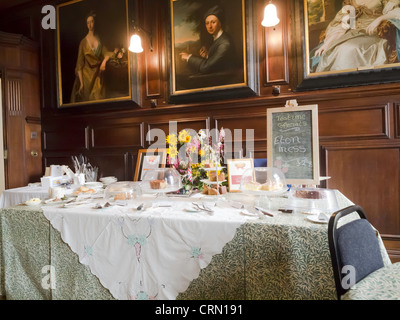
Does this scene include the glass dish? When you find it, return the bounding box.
[100,176,117,186]
[240,167,287,195]
[104,181,141,201]
[287,187,339,215]
[140,168,182,194]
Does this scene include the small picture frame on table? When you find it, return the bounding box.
[134,149,167,181]
[227,158,254,192]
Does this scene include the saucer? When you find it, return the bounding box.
[306,214,329,224]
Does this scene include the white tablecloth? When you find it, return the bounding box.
[41,195,249,300]
[0,185,49,208]
[38,189,385,300]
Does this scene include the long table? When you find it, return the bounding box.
[0,190,391,300]
[0,185,49,208]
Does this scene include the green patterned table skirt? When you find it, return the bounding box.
[0,206,344,300]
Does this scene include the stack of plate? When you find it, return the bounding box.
[100,176,117,186]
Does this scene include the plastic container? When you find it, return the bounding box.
[104,181,140,201]
[240,167,287,195]
[287,187,339,215]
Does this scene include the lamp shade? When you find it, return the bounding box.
[128,34,143,53]
[261,3,280,27]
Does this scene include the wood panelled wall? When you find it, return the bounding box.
[0,31,42,188]
[0,0,399,262]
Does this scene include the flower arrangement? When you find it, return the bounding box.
[166,128,226,192]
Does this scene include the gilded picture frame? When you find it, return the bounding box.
[168,0,259,103]
[56,0,135,108]
[296,0,400,91]
[134,149,168,181]
[227,158,254,192]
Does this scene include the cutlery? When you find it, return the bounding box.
[192,202,214,215]
[239,209,259,217]
[135,203,152,212]
[94,202,112,209]
[229,200,245,209]
[61,200,91,208]
[254,206,276,217]
[318,212,329,222]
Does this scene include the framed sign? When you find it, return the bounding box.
[134,149,168,181]
[56,0,135,108]
[267,105,320,185]
[227,158,254,192]
[296,0,400,91]
[168,0,259,103]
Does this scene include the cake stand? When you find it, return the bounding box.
[201,166,226,196]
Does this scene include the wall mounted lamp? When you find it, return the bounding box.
[261,1,280,27]
[128,23,153,53]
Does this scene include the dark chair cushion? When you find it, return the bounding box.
[337,219,384,284]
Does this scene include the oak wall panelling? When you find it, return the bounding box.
[262,0,289,86]
[146,117,211,148]
[318,104,390,141]
[395,103,400,139]
[0,31,41,189]
[84,153,133,181]
[323,143,400,261]
[90,122,145,150]
[214,113,268,158]
[43,126,88,152]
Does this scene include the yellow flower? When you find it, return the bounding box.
[199,149,205,156]
[166,134,177,145]
[178,130,189,143]
[168,146,178,159]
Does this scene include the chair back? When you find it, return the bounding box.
[328,205,384,299]
[253,158,267,167]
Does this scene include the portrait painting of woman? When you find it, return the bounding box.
[57,0,130,107]
[171,0,247,95]
[306,0,400,76]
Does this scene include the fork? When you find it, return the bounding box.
[192,202,214,215]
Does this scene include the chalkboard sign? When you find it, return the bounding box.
[267,105,320,185]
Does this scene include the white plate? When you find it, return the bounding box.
[241,188,287,196]
[306,215,329,224]
[84,182,103,189]
[100,177,117,185]
[25,199,42,206]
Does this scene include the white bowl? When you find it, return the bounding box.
[100,176,117,185]
[25,198,42,206]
